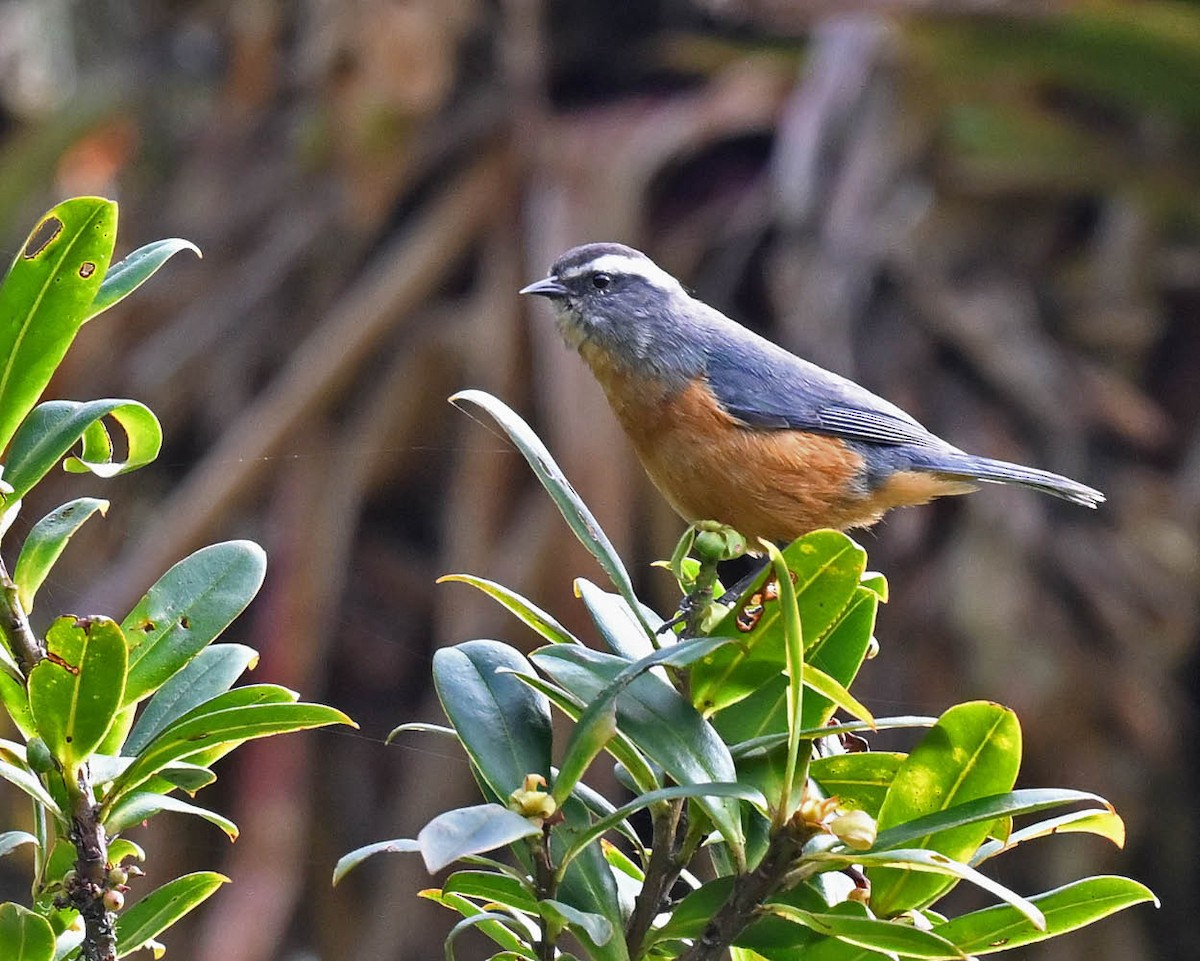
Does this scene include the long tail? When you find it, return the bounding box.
[912,451,1105,508]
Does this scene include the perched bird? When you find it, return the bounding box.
[520,243,1103,543]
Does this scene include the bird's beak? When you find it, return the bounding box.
[519,276,569,298]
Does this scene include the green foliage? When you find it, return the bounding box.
[0,199,353,961]
[339,392,1156,961]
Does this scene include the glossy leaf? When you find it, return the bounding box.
[558,782,767,873]
[932,875,1158,954]
[575,580,655,660]
[120,540,267,706]
[873,788,1113,853]
[333,838,421,885]
[436,903,534,960]
[767,903,965,959]
[418,804,543,874]
[442,871,539,914]
[824,848,1044,929]
[971,808,1126,865]
[13,497,108,612]
[692,530,868,714]
[104,791,239,840]
[123,643,260,755]
[115,872,229,958]
[438,574,579,645]
[0,197,116,456]
[0,901,55,961]
[104,701,352,805]
[449,390,653,636]
[810,753,905,817]
[503,669,660,794]
[83,238,201,323]
[0,743,61,815]
[0,831,37,859]
[548,794,629,961]
[552,634,738,804]
[869,701,1022,915]
[2,399,161,504]
[539,898,614,946]
[763,540,805,825]
[28,616,127,775]
[530,644,745,860]
[799,586,879,729]
[433,641,553,798]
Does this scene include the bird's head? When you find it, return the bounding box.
[520,243,707,384]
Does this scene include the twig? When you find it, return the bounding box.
[0,557,42,675]
[625,799,684,959]
[677,824,810,961]
[67,770,116,961]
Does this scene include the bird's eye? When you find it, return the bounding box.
[591,272,612,291]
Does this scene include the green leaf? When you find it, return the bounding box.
[433,901,534,960]
[823,848,1044,930]
[333,838,421,885]
[761,540,806,826]
[434,641,553,799]
[810,753,905,817]
[502,669,660,794]
[538,898,614,946]
[869,701,1022,916]
[575,579,655,660]
[529,644,745,861]
[872,788,1113,853]
[558,782,766,875]
[0,901,55,961]
[552,634,738,805]
[115,872,229,958]
[28,616,127,775]
[83,238,200,323]
[692,530,867,714]
[932,875,1158,954]
[120,541,267,706]
[0,831,37,859]
[0,197,116,456]
[437,574,579,645]
[799,586,879,729]
[12,497,108,612]
[103,791,239,840]
[971,808,1126,865]
[418,804,543,874]
[442,871,539,914]
[2,399,161,504]
[104,701,353,805]
[449,390,653,637]
[123,643,259,755]
[767,903,965,959]
[549,794,629,961]
[0,741,62,815]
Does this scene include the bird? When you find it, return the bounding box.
[520,243,1104,544]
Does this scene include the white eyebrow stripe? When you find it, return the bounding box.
[560,253,684,293]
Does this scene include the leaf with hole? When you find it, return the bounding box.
[0,197,116,456]
[120,541,267,706]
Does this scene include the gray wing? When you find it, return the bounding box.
[703,335,947,450]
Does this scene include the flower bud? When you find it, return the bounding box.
[508,774,557,823]
[829,809,877,851]
[103,889,124,912]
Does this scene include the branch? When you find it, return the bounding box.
[678,825,810,961]
[625,799,685,958]
[0,556,43,674]
[67,769,117,961]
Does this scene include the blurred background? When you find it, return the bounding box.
[0,1,1197,959]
